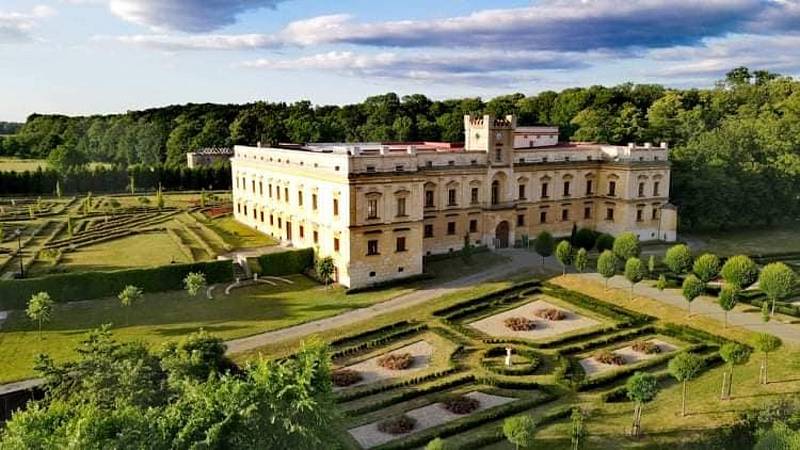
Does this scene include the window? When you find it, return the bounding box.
[312,194,318,210]
[447,222,456,235]
[518,184,526,199]
[367,240,379,255]
[448,188,457,206]
[469,219,478,233]
[277,217,282,228]
[491,181,499,205]
[276,188,281,201]
[259,182,263,195]
[253,209,257,219]
[297,191,303,206]
[366,165,376,173]
[313,230,319,244]
[652,207,659,220]
[237,203,241,214]
[269,215,274,225]
[563,181,571,197]
[606,208,615,220]
[236,177,240,189]
[333,198,339,216]
[243,205,248,216]
[334,237,340,252]
[586,180,593,195]
[540,211,547,223]
[584,206,591,219]
[653,181,660,196]
[608,181,616,196]
[284,187,289,202]
[424,224,434,238]
[268,184,272,198]
[541,182,549,198]
[251,180,255,193]
[299,225,305,238]
[495,148,502,162]
[637,209,644,222]
[260,211,264,222]
[396,236,406,252]
[562,209,569,221]
[517,214,525,226]
[396,197,406,216]
[638,182,645,197]
[471,187,479,204]
[367,199,378,219]
[425,190,435,208]
[395,165,405,172]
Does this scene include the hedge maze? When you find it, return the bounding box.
[324,280,731,450]
[0,192,238,279]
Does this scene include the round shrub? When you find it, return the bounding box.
[594,350,626,366]
[331,369,363,387]
[535,308,566,321]
[377,415,417,434]
[595,233,615,252]
[504,317,537,331]
[631,340,662,355]
[441,395,481,415]
[378,352,414,370]
[574,228,598,250]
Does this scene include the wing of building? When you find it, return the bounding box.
[231,115,677,288]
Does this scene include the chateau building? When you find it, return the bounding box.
[231,115,677,288]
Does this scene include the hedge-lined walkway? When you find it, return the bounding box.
[224,249,561,355]
[562,273,800,345]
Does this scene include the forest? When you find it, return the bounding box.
[1,67,798,230]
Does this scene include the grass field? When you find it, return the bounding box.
[57,232,193,272]
[684,223,800,256]
[206,215,278,249]
[0,157,111,172]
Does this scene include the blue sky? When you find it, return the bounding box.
[2,0,800,121]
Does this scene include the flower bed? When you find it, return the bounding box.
[378,352,414,370]
[441,395,481,415]
[377,415,417,435]
[593,350,626,366]
[332,369,363,387]
[503,317,537,331]
[535,308,566,321]
[631,340,662,355]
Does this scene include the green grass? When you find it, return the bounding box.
[684,224,800,256]
[0,274,410,384]
[0,158,111,173]
[206,216,278,249]
[56,232,194,272]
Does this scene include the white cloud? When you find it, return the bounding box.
[0,5,56,44]
[107,0,288,32]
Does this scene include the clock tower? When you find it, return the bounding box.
[463,114,516,166]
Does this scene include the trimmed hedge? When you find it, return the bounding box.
[254,248,314,276]
[343,374,475,416]
[335,367,461,403]
[0,260,234,309]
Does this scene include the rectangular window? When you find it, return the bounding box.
[243,205,248,216]
[584,207,591,219]
[471,187,479,204]
[396,236,406,252]
[237,203,241,214]
[396,197,406,216]
[637,209,644,222]
[367,199,378,219]
[586,180,593,195]
[424,224,434,238]
[652,207,659,220]
[284,187,289,202]
[268,184,272,198]
[517,214,525,226]
[495,148,502,162]
[518,184,526,200]
[259,182,263,195]
[540,211,547,223]
[425,190,435,208]
[638,182,645,197]
[366,165,376,173]
[367,240,379,255]
[269,215,274,226]
[298,191,303,206]
[236,177,240,189]
[469,219,478,233]
[653,181,660,196]
[562,209,569,221]
[563,181,571,197]
[313,230,319,244]
[299,225,305,238]
[606,208,615,220]
[260,211,264,222]
[541,182,549,198]
[395,165,405,172]
[251,180,255,193]
[447,222,456,235]
[334,237,340,252]
[277,217,282,228]
[448,189,457,206]
[608,181,616,196]
[312,194,318,210]
[333,199,339,216]
[276,188,281,201]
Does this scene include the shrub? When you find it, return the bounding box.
[631,340,662,354]
[378,353,414,370]
[664,244,693,275]
[331,369,363,387]
[535,308,566,321]
[594,350,626,365]
[595,233,615,252]
[574,228,597,250]
[721,255,759,289]
[441,395,481,415]
[255,248,314,276]
[504,317,537,331]
[378,415,417,435]
[613,232,641,261]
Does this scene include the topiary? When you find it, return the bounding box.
[574,228,598,250]
[441,395,481,415]
[595,233,615,252]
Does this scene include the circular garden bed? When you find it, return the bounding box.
[480,346,541,376]
[441,394,481,415]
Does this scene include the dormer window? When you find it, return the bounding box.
[366,166,376,173]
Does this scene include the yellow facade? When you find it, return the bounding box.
[231,115,677,288]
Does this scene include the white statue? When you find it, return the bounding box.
[505,347,512,367]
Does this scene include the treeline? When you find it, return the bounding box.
[0,164,231,195]
[1,67,798,230]
[0,122,22,135]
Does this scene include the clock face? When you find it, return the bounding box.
[495,132,503,140]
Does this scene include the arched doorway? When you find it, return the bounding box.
[495,221,509,249]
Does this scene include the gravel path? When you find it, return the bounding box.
[348,391,515,449]
[468,298,600,340]
[579,338,678,377]
[334,340,433,390]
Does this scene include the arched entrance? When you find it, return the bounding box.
[495,221,510,249]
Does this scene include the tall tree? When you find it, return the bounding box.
[720,255,759,290]
[668,352,704,416]
[693,253,720,283]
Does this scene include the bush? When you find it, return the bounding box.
[574,228,597,250]
[595,233,615,252]
[331,369,363,387]
[504,317,537,331]
[631,340,662,354]
[378,415,417,435]
[0,260,234,309]
[378,353,414,370]
[594,350,626,365]
[535,308,566,321]
[255,248,313,276]
[441,395,480,415]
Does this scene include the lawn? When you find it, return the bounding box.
[0,274,412,384]
[56,232,194,272]
[0,157,47,172]
[206,215,278,249]
[684,223,800,256]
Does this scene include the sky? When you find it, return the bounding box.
[2,0,800,121]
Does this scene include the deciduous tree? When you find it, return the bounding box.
[555,240,573,275]
[613,232,641,263]
[624,257,646,299]
[682,274,705,315]
[664,244,693,275]
[26,292,54,338]
[719,342,750,400]
[668,352,704,416]
[718,285,738,328]
[503,415,536,450]
[626,372,659,437]
[184,272,207,298]
[755,333,782,385]
[693,253,720,283]
[721,255,759,290]
[759,262,798,316]
[597,250,616,290]
[574,248,588,273]
[534,231,554,266]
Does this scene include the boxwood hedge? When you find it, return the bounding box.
[254,248,313,276]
